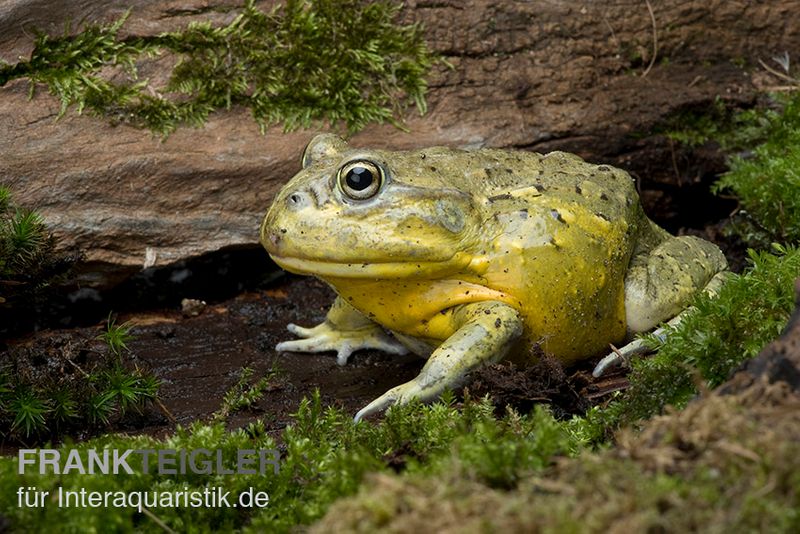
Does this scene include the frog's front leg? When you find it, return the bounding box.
[276,296,408,365]
[354,301,523,422]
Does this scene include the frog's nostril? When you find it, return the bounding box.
[289,194,300,204]
[270,232,281,247]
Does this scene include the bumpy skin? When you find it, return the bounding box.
[260,134,728,420]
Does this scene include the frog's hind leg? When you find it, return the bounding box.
[592,236,728,377]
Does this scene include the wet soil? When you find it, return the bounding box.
[1,274,627,447]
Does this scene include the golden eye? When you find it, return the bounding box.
[338,161,383,200]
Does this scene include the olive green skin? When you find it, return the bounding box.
[260,134,727,419]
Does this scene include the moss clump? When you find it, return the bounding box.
[0,316,160,442]
[0,185,75,304]
[713,93,800,245]
[311,383,800,533]
[0,393,584,532]
[0,0,436,136]
[661,96,775,151]
[661,92,800,245]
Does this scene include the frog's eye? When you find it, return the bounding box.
[337,161,383,200]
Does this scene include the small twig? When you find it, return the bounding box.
[669,137,681,184]
[641,0,658,78]
[757,58,799,85]
[65,358,90,378]
[601,15,619,49]
[140,506,177,534]
[688,75,704,87]
[154,397,177,424]
[763,85,800,92]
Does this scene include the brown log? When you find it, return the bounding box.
[1,1,797,284]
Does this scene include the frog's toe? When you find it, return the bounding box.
[275,337,331,354]
[592,330,668,378]
[354,392,398,423]
[353,380,427,422]
[286,323,318,337]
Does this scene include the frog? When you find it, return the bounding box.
[260,134,728,422]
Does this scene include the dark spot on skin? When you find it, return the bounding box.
[506,168,513,173]
[421,154,426,160]
[494,318,502,328]
[600,193,609,201]
[575,184,582,195]
[534,183,546,191]
[519,209,528,219]
[488,193,513,202]
[550,209,566,223]
[484,309,491,314]
[503,269,509,273]
[430,166,438,172]
[596,212,611,222]
[280,228,287,234]
[598,165,611,172]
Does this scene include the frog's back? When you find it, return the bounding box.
[454,148,647,361]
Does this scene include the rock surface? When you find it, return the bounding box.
[1,0,799,283]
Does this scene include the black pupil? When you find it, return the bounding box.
[345,166,374,191]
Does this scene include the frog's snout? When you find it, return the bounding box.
[261,188,314,255]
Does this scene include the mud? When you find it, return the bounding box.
[2,273,630,446]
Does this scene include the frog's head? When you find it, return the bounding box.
[261,134,480,279]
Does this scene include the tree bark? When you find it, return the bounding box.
[1,0,797,283]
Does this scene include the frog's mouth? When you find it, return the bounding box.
[269,252,475,279]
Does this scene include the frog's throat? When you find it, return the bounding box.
[269,252,475,279]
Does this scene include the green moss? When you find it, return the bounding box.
[0,393,584,532]
[212,366,278,422]
[1,318,160,441]
[311,386,800,533]
[713,94,800,244]
[0,0,436,136]
[659,96,774,150]
[660,92,800,245]
[0,186,74,304]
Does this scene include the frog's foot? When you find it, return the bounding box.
[354,376,443,423]
[275,321,409,366]
[591,329,667,378]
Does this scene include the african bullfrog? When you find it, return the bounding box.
[260,134,728,421]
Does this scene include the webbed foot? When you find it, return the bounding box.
[276,321,408,366]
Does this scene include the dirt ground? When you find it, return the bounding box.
[1,273,632,447]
